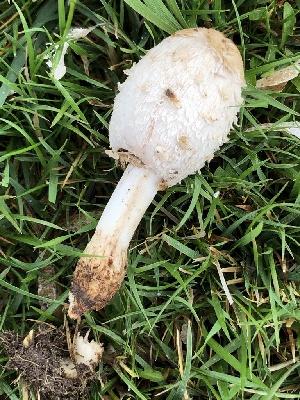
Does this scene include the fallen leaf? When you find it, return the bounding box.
[256,60,300,91]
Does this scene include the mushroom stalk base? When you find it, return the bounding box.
[68,164,160,319]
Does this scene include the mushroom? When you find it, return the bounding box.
[68,28,246,319]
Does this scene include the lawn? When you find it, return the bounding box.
[0,0,300,399]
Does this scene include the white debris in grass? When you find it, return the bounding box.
[216,264,234,305]
[211,249,234,305]
[74,331,103,366]
[278,121,300,139]
[60,331,103,379]
[256,60,300,92]
[45,42,69,80]
[45,26,97,80]
[247,121,300,140]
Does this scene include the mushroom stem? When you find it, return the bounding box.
[68,164,160,319]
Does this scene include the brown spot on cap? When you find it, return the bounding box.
[165,88,180,105]
[177,135,190,150]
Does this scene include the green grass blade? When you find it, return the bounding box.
[124,0,181,33]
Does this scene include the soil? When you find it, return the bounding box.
[0,324,99,400]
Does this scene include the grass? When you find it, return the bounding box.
[0,0,300,398]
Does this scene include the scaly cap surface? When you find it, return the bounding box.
[109,28,246,187]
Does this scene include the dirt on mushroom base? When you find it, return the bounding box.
[0,325,100,400]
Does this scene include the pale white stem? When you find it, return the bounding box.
[96,164,160,250]
[68,164,160,318]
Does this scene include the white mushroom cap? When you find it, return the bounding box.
[109,28,245,187]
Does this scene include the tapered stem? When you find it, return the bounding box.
[68,164,160,319]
